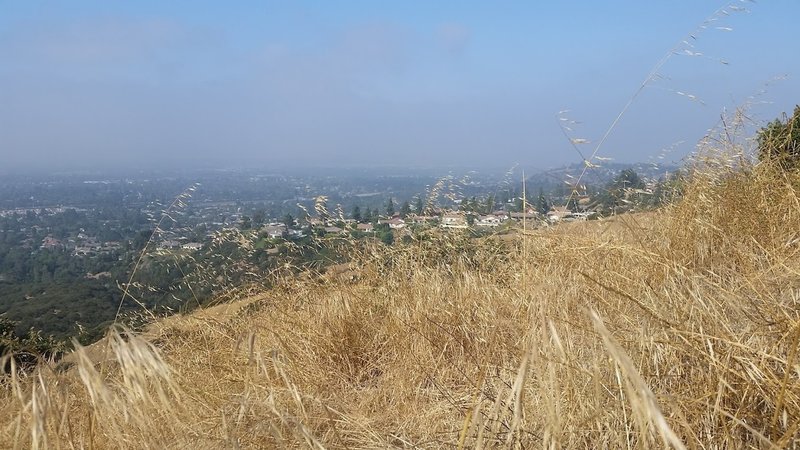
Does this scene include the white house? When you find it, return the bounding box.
[356,223,375,232]
[160,240,181,250]
[287,229,305,238]
[476,214,502,227]
[262,224,287,239]
[388,217,406,229]
[547,207,573,223]
[441,213,468,229]
[409,214,437,224]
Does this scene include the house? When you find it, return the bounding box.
[509,212,538,221]
[388,217,406,229]
[287,229,306,238]
[577,196,592,209]
[40,236,63,250]
[408,214,437,224]
[509,211,540,228]
[103,241,122,251]
[262,224,287,239]
[356,223,374,232]
[182,242,203,251]
[441,213,468,229]
[74,246,95,256]
[492,211,510,220]
[324,226,344,235]
[547,207,573,223]
[476,215,502,227]
[571,212,591,221]
[159,240,181,250]
[85,271,111,280]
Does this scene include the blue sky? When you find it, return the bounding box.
[1,1,798,172]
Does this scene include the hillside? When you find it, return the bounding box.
[3,160,800,448]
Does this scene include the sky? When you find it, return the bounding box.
[0,1,799,173]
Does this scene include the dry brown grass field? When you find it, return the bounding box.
[3,159,800,448]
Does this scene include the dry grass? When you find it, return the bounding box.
[3,159,800,448]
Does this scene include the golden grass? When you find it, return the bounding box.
[3,161,800,448]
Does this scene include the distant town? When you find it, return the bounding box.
[0,162,678,342]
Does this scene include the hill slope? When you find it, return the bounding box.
[3,162,800,448]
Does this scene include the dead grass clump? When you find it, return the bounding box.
[666,160,800,274]
[1,329,187,449]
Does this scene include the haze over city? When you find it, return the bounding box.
[1,1,798,173]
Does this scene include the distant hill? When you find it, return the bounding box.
[524,161,679,194]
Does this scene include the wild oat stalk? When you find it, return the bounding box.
[561,1,751,209]
[114,183,200,325]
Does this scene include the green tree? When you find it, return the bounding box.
[466,214,476,226]
[536,188,549,215]
[484,195,495,214]
[758,105,800,170]
[414,197,424,215]
[386,198,395,217]
[615,169,645,191]
[400,201,411,218]
[648,171,684,207]
[282,213,294,230]
[514,196,524,213]
[593,169,645,214]
[461,196,479,212]
[472,197,481,212]
[252,209,266,227]
[567,196,579,212]
[351,205,362,222]
[132,229,152,251]
[240,216,252,230]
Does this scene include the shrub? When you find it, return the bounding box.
[758,105,800,169]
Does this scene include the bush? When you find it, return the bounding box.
[758,105,800,169]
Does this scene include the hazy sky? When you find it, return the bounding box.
[1,1,798,173]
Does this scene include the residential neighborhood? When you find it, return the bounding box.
[0,164,673,348]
